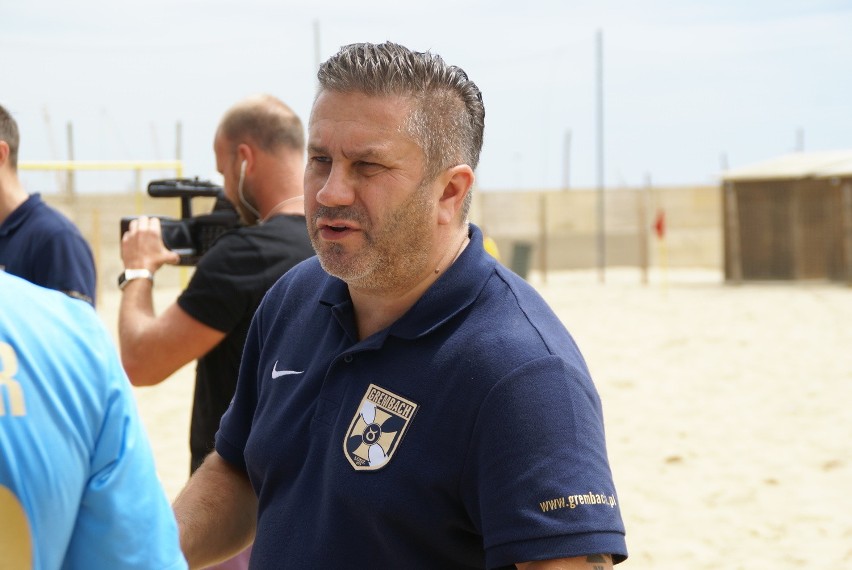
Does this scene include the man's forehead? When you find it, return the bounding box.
[308,93,419,151]
[213,130,231,152]
[309,90,414,125]
[307,131,399,153]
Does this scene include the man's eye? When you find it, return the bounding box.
[309,156,331,170]
[357,161,383,175]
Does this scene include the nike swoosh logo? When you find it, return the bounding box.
[271,361,304,379]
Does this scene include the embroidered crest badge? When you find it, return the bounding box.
[344,384,418,471]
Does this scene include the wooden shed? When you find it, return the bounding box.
[722,150,852,282]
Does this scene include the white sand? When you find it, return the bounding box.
[99,267,852,568]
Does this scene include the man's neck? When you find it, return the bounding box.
[349,227,470,341]
[0,177,28,224]
[261,194,304,222]
[255,152,305,221]
[350,281,432,341]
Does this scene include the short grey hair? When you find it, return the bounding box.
[0,104,20,169]
[317,42,485,216]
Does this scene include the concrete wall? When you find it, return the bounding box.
[43,183,721,296]
[470,184,721,275]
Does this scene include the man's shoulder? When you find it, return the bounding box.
[206,217,311,257]
[15,196,84,238]
[456,263,581,366]
[235,215,307,239]
[0,273,105,361]
[190,227,312,295]
[480,262,560,321]
[193,225,271,268]
[1,271,80,311]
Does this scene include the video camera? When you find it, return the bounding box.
[120,177,242,266]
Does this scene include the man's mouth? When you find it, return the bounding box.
[318,221,359,240]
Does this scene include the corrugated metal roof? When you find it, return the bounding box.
[722,150,852,181]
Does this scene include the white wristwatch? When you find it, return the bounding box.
[117,268,154,290]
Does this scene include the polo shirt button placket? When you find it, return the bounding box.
[343,354,354,363]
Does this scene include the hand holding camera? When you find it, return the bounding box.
[120,216,182,275]
[119,177,243,267]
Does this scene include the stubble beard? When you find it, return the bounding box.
[310,183,434,294]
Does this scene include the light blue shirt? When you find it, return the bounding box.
[0,272,186,569]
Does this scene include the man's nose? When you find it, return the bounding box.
[315,165,356,207]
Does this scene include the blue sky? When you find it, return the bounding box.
[2,0,851,193]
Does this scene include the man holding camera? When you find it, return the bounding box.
[118,94,314,477]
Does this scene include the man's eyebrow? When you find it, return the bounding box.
[307,144,390,162]
[346,147,387,161]
[307,143,328,155]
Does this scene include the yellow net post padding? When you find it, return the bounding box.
[19,159,187,290]
[19,159,184,211]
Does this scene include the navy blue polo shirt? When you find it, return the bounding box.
[217,224,627,568]
[0,193,96,305]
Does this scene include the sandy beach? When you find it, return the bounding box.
[98,267,852,568]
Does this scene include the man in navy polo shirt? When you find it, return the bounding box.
[173,42,628,569]
[0,104,96,306]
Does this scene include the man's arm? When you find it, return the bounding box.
[118,282,225,385]
[46,227,97,306]
[118,216,225,385]
[517,554,613,570]
[172,452,257,567]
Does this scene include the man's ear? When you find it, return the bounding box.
[436,165,474,225]
[236,143,254,174]
[0,141,9,168]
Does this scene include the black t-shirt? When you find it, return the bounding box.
[177,214,314,472]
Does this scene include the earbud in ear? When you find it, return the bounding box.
[241,161,247,177]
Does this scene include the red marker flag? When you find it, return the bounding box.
[653,208,666,240]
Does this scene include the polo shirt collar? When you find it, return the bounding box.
[0,193,41,237]
[318,224,495,344]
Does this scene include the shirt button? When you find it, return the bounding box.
[344,354,353,363]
